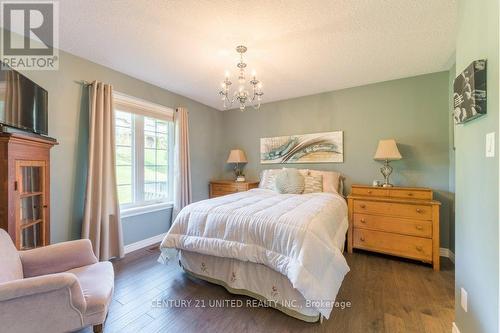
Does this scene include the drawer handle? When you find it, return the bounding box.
[360,218,366,223]
[360,236,365,242]
[416,208,423,213]
[415,225,423,230]
[407,193,414,197]
[416,245,423,252]
[360,204,366,209]
[367,190,372,194]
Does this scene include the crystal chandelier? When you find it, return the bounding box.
[219,45,264,111]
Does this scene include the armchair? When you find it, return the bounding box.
[0,229,114,333]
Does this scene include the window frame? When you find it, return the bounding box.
[113,92,175,216]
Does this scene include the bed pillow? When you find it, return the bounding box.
[274,169,305,194]
[259,169,281,190]
[302,174,324,194]
[307,170,343,194]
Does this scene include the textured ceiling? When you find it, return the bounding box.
[57,0,456,110]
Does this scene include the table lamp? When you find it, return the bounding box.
[373,139,402,187]
[227,149,247,182]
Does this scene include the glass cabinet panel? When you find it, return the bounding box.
[21,222,42,250]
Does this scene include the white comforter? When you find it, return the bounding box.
[159,188,350,319]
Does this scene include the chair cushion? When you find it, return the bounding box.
[0,229,23,283]
[275,168,305,194]
[66,261,114,321]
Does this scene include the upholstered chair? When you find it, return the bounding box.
[0,229,114,333]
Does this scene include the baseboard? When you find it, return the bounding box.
[124,233,166,254]
[452,322,460,333]
[440,248,455,263]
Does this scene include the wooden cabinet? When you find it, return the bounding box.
[347,185,441,270]
[209,180,259,198]
[0,133,57,249]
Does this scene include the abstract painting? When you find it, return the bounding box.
[260,131,343,164]
[453,59,487,124]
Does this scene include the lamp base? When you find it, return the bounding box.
[382,183,393,188]
[380,160,394,188]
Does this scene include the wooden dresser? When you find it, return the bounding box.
[347,185,441,270]
[209,180,259,198]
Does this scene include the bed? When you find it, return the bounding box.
[159,172,349,322]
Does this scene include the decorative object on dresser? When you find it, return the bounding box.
[227,149,248,182]
[209,180,259,199]
[453,59,487,124]
[373,139,402,187]
[0,132,57,250]
[347,185,441,270]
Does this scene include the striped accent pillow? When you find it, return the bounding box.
[302,174,323,194]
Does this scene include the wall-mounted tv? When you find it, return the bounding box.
[0,63,48,135]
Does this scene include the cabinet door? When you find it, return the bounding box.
[15,161,47,249]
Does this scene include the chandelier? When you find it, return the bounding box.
[219,45,264,111]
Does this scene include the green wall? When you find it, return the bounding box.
[12,40,223,244]
[454,0,499,332]
[221,71,454,250]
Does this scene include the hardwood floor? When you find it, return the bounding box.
[78,247,454,333]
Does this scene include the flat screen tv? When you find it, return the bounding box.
[0,63,48,135]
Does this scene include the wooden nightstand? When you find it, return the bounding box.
[347,185,441,270]
[209,180,259,198]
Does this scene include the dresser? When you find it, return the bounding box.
[209,180,259,198]
[347,185,441,270]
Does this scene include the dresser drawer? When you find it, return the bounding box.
[351,187,389,197]
[211,183,244,193]
[353,229,432,261]
[389,188,432,200]
[353,213,432,238]
[353,200,432,220]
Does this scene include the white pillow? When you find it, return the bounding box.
[275,169,305,194]
[303,174,323,194]
[307,170,343,194]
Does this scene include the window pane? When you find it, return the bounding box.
[117,185,132,204]
[144,148,156,165]
[116,147,132,166]
[116,127,132,146]
[144,183,157,201]
[157,136,168,150]
[116,166,132,185]
[144,165,156,182]
[157,182,168,196]
[157,150,168,166]
[144,131,156,149]
[157,166,168,181]
[157,121,168,133]
[116,111,132,128]
[144,117,156,132]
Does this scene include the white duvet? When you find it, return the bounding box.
[159,188,350,319]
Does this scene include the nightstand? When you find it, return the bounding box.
[347,185,441,270]
[209,180,259,198]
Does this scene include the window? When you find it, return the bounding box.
[114,92,174,213]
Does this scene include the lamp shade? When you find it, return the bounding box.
[227,149,248,163]
[374,139,402,161]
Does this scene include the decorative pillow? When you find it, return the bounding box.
[259,169,281,190]
[302,174,324,194]
[274,169,305,194]
[307,170,343,194]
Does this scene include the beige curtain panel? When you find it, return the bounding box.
[82,81,124,260]
[173,107,192,217]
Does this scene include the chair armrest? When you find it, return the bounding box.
[0,272,86,314]
[20,239,98,277]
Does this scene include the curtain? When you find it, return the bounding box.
[82,81,124,260]
[173,107,192,217]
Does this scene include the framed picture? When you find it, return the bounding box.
[453,59,487,124]
[260,131,343,164]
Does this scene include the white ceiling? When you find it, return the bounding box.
[57,0,456,110]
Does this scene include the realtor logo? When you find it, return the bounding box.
[1,1,59,70]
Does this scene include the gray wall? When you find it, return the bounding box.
[454,0,499,332]
[220,72,453,250]
[16,45,223,244]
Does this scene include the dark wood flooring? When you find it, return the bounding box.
[77,247,454,333]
